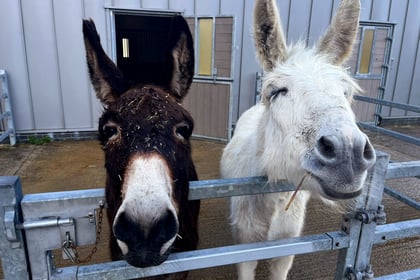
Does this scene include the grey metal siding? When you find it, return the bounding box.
[307,0,334,46]
[169,0,195,16]
[0,0,33,130]
[237,0,259,118]
[0,0,418,138]
[21,0,64,130]
[53,0,93,129]
[287,0,312,44]
[408,42,420,117]
[0,0,105,133]
[385,0,420,117]
[237,0,419,122]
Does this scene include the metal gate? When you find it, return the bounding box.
[0,70,16,146]
[1,151,420,279]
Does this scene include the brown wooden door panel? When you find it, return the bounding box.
[183,82,230,140]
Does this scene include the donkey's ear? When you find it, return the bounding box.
[316,0,360,65]
[254,0,288,71]
[167,15,194,101]
[83,19,130,105]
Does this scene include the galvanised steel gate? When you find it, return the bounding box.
[1,152,420,279]
[0,70,16,146]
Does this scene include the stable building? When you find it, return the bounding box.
[0,0,419,142]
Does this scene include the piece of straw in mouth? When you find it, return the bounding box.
[284,172,310,211]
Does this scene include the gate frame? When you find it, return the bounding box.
[354,95,420,146]
[1,151,420,279]
[0,176,29,279]
[0,70,16,146]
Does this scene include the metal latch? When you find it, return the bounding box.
[62,231,78,262]
[355,205,386,225]
[346,264,374,280]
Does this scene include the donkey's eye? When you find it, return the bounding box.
[269,87,289,101]
[174,122,191,140]
[102,123,120,139]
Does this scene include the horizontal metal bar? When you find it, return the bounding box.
[17,160,420,210]
[19,217,74,230]
[17,162,419,204]
[386,161,420,179]
[53,232,347,280]
[374,219,420,245]
[21,188,105,205]
[374,268,420,280]
[352,75,382,80]
[384,186,420,210]
[354,95,420,113]
[189,177,295,200]
[359,122,420,146]
[379,116,420,126]
[21,177,296,205]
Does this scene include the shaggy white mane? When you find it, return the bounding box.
[261,43,362,105]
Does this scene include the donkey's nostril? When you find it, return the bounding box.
[363,139,375,161]
[317,135,338,160]
[358,137,376,169]
[113,211,136,244]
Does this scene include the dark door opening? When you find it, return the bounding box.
[115,14,177,87]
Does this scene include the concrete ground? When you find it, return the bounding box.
[0,125,419,279]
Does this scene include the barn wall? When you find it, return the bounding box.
[383,0,420,118]
[0,0,34,131]
[0,0,108,133]
[0,0,244,139]
[0,0,418,138]
[237,0,420,122]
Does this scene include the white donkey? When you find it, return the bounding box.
[220,0,376,279]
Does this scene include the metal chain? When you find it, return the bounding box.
[64,200,105,264]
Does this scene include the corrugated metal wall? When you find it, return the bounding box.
[0,0,418,137]
[0,0,244,138]
[0,0,107,133]
[238,0,420,122]
[380,0,420,118]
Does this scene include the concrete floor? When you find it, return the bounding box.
[0,126,419,279]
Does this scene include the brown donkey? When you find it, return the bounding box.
[83,16,199,279]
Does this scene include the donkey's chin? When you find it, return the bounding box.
[310,173,366,201]
[319,182,363,200]
[116,235,176,268]
[124,248,171,268]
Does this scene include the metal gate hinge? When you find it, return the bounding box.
[355,205,386,225]
[346,264,374,280]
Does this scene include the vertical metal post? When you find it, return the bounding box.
[0,176,30,279]
[0,70,16,146]
[335,151,389,279]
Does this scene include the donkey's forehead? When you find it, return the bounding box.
[265,47,360,95]
[110,86,188,118]
[117,86,174,107]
